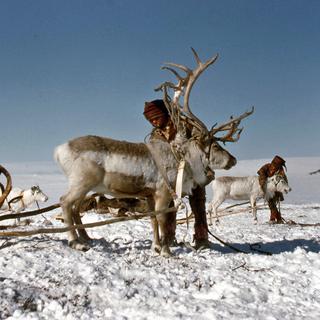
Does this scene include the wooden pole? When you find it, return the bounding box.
[0,203,61,221]
[0,207,176,237]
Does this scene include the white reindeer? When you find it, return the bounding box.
[0,185,48,213]
[55,49,253,256]
[208,174,291,223]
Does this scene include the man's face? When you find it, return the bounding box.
[151,116,167,128]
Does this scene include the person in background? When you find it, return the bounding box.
[257,155,288,223]
[143,99,211,248]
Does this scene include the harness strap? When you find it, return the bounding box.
[174,160,188,213]
[175,160,185,199]
[170,143,184,163]
[8,191,25,210]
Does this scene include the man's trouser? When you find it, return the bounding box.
[163,185,208,245]
[189,185,208,242]
[268,192,283,222]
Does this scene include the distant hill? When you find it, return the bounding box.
[2,157,320,205]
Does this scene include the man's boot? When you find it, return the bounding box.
[268,197,283,224]
[193,223,211,250]
[269,208,283,224]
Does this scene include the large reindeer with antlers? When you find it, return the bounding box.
[55,48,253,256]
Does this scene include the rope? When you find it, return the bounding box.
[218,203,267,218]
[176,201,267,224]
[283,219,320,227]
[206,227,272,255]
[0,203,60,221]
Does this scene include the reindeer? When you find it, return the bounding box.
[54,48,253,256]
[208,174,291,223]
[0,185,49,213]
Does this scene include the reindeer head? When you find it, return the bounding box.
[268,174,292,194]
[31,185,49,202]
[155,48,254,182]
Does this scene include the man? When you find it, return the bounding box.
[257,155,288,223]
[143,99,211,248]
[143,99,176,142]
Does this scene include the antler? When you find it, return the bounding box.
[156,48,219,135]
[210,106,254,143]
[0,165,12,208]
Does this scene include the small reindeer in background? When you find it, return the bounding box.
[0,185,48,213]
[208,174,291,223]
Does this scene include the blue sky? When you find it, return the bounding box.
[1,0,319,162]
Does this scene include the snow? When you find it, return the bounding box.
[1,158,320,319]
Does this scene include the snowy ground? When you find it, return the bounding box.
[0,158,320,319]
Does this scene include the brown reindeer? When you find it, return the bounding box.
[54,48,253,256]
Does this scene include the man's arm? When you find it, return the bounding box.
[257,164,269,194]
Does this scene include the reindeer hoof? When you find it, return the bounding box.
[69,240,90,251]
[194,239,211,251]
[151,243,162,254]
[160,246,172,258]
[268,220,284,225]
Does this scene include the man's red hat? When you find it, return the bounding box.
[271,155,286,170]
[143,100,169,122]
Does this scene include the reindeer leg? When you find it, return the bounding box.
[73,198,92,242]
[163,202,177,246]
[151,216,161,253]
[251,196,258,222]
[60,189,90,251]
[154,192,173,257]
[14,207,23,225]
[212,198,223,224]
[146,197,161,253]
[207,202,213,226]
